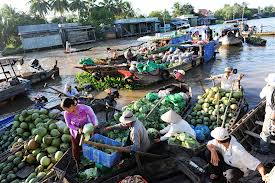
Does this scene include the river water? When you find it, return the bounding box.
[1,17,275,117]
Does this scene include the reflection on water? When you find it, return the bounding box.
[1,18,275,118]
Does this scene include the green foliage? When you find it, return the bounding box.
[214,3,275,21]
[0,4,47,49]
[172,2,194,17]
[75,72,140,90]
[1,47,24,56]
[28,0,50,18]
[149,10,171,23]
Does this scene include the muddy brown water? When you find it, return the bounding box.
[1,18,275,118]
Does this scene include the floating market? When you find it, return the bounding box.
[1,3,275,183]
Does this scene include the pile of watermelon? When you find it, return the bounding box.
[185,87,243,132]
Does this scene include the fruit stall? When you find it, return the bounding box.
[0,108,71,183]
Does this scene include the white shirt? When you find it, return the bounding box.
[207,136,261,176]
[160,119,196,141]
[64,87,79,97]
[220,74,239,91]
[260,84,275,116]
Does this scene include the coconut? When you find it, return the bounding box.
[28,139,39,150]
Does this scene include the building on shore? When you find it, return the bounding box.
[114,17,161,38]
[18,23,96,50]
[177,14,199,27]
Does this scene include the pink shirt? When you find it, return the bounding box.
[64,104,98,139]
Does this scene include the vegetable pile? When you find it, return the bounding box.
[0,108,71,183]
[168,132,200,149]
[246,36,267,46]
[76,72,140,90]
[113,91,188,142]
[185,87,243,132]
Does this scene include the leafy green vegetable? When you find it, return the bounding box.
[75,72,141,90]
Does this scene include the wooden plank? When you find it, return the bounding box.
[255,121,264,126]
[244,130,275,144]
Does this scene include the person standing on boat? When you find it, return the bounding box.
[61,98,98,165]
[259,73,275,153]
[210,67,244,91]
[205,127,267,182]
[63,82,79,97]
[104,110,150,152]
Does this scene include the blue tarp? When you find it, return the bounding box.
[170,35,192,45]
[203,41,216,62]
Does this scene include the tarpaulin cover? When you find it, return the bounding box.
[169,35,192,45]
[203,41,216,62]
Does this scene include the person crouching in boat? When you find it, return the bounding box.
[205,127,267,182]
[259,73,275,153]
[61,98,98,165]
[64,82,79,97]
[124,48,134,62]
[210,67,244,91]
[104,110,150,153]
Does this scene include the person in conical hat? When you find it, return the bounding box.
[159,110,195,141]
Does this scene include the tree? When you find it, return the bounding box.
[28,0,49,18]
[99,0,115,12]
[69,0,88,21]
[149,10,171,23]
[172,2,182,17]
[172,2,194,17]
[48,0,69,17]
[0,4,46,48]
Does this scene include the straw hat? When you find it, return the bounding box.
[265,73,275,87]
[161,110,182,124]
[224,67,232,73]
[119,110,136,124]
[177,70,185,75]
[210,127,230,141]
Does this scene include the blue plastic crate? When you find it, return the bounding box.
[82,134,122,168]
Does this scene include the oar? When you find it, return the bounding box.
[221,86,234,128]
[79,137,165,159]
[44,83,70,97]
[146,97,165,118]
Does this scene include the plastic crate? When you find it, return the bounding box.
[82,134,122,168]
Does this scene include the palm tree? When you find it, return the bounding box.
[28,0,50,18]
[69,0,88,21]
[48,0,69,17]
[99,0,115,12]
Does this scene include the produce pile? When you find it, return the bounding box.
[0,109,71,183]
[76,72,140,90]
[136,61,167,74]
[246,36,267,45]
[113,91,188,140]
[168,132,200,149]
[185,87,243,132]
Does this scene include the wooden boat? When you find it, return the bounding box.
[220,28,243,46]
[126,56,203,86]
[245,36,267,46]
[64,46,93,54]
[0,78,31,103]
[75,63,129,76]
[228,100,275,183]
[20,64,59,85]
[242,32,275,36]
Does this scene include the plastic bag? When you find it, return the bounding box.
[79,58,95,66]
[146,92,159,102]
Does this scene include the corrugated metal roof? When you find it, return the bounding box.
[18,24,59,35]
[114,17,160,24]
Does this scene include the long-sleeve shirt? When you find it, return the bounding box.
[64,87,79,97]
[64,104,98,139]
[111,120,150,152]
